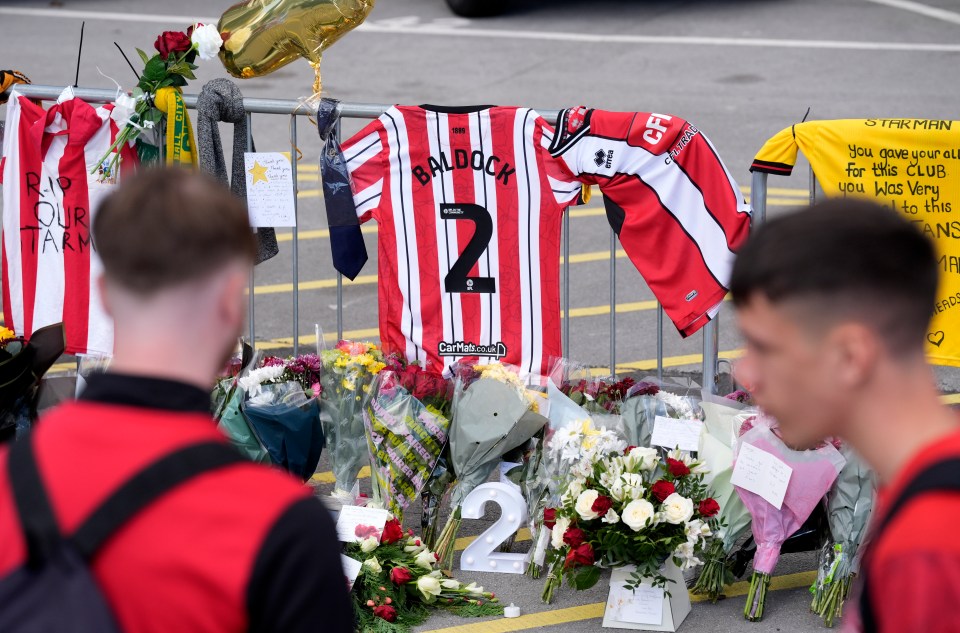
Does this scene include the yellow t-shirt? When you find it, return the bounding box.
[752,119,960,366]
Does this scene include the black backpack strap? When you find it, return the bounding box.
[860,457,960,632]
[7,433,62,568]
[71,442,245,560]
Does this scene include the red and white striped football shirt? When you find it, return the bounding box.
[550,108,752,337]
[1,90,137,355]
[341,105,581,375]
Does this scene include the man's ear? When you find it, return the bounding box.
[827,322,880,389]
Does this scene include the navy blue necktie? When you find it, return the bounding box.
[317,98,368,281]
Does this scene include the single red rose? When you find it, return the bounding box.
[373,605,397,622]
[543,508,557,529]
[563,527,587,548]
[651,480,676,502]
[591,495,613,517]
[414,371,448,400]
[564,542,595,568]
[390,567,413,585]
[666,458,690,478]
[698,498,720,518]
[154,30,192,59]
[381,519,404,545]
[623,445,637,455]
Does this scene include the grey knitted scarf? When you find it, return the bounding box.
[196,78,279,264]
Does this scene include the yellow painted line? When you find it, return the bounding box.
[601,349,745,375]
[943,393,960,405]
[310,465,371,485]
[255,328,382,351]
[420,571,818,633]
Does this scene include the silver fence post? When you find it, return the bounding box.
[609,230,617,375]
[335,118,345,342]
[810,164,816,205]
[290,114,300,356]
[751,170,768,226]
[563,210,571,355]
[246,113,256,350]
[702,318,720,394]
[656,305,664,383]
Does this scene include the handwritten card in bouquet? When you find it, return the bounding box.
[341,554,363,591]
[650,416,703,453]
[244,152,297,227]
[607,585,665,625]
[335,505,390,542]
[731,442,793,510]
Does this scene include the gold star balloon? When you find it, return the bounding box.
[218,0,376,94]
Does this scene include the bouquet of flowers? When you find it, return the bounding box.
[94,23,224,173]
[213,350,272,465]
[735,416,846,621]
[320,341,386,498]
[433,363,548,571]
[541,445,719,603]
[345,516,502,633]
[691,392,756,602]
[559,376,638,415]
[236,354,325,480]
[523,372,627,578]
[619,380,703,447]
[363,358,453,522]
[810,444,875,627]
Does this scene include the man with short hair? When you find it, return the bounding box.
[730,198,960,632]
[0,169,353,632]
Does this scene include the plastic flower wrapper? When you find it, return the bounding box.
[213,349,272,465]
[320,340,386,499]
[433,362,549,572]
[241,380,324,481]
[363,365,452,522]
[619,379,703,447]
[735,416,846,621]
[345,516,502,633]
[691,392,757,601]
[523,377,626,577]
[810,444,875,627]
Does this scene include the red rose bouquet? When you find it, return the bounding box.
[344,517,502,632]
[541,444,719,603]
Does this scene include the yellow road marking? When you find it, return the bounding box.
[454,528,532,552]
[419,571,818,633]
[310,466,371,485]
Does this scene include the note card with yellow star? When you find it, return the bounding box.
[243,152,297,227]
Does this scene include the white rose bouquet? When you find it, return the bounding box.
[540,445,720,603]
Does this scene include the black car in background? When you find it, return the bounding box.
[445,0,505,16]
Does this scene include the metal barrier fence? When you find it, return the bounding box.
[3,85,722,392]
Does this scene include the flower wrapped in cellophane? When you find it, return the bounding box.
[213,349,271,465]
[736,416,846,621]
[433,362,548,572]
[523,366,627,578]
[810,444,875,627]
[541,444,720,604]
[235,354,325,480]
[344,515,502,633]
[619,379,703,447]
[320,340,386,499]
[691,391,757,602]
[363,357,453,523]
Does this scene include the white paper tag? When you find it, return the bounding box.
[607,584,664,625]
[500,461,523,493]
[731,442,793,510]
[244,152,297,227]
[335,505,390,542]
[533,526,550,566]
[650,416,704,452]
[340,554,363,591]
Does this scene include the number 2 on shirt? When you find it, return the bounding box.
[440,203,496,294]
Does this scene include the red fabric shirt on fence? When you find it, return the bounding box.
[340,104,582,376]
[845,428,960,633]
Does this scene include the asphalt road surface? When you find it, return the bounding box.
[3,0,960,631]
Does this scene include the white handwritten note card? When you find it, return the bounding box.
[244,152,297,227]
[731,442,793,510]
[650,416,704,453]
[608,584,665,626]
[335,505,390,543]
[341,554,363,591]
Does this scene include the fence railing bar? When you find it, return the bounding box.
[562,210,571,355]
[809,163,816,205]
[702,318,719,394]
[290,114,300,356]
[609,230,617,375]
[246,112,256,350]
[656,304,664,383]
[751,171,768,225]
[335,117,345,341]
